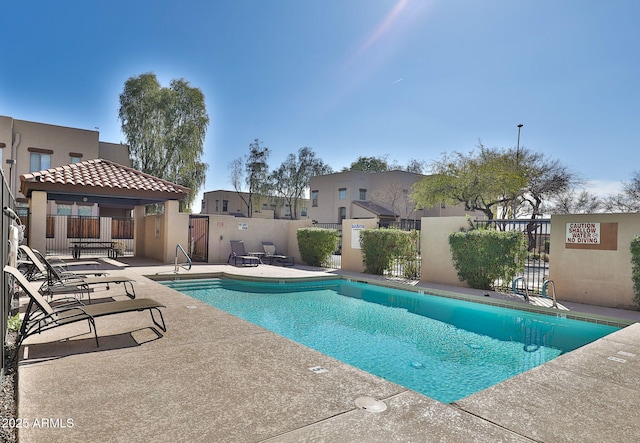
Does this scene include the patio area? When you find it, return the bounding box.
[14,258,640,442]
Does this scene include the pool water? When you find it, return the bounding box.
[162,278,619,403]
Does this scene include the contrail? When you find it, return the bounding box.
[392,78,404,84]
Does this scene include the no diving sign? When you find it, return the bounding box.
[566,222,600,244]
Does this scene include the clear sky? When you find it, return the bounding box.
[2,0,638,210]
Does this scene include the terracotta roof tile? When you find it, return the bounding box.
[21,158,190,196]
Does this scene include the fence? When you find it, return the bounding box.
[474,218,551,294]
[45,215,135,258]
[312,222,342,269]
[378,220,421,280]
[1,169,17,376]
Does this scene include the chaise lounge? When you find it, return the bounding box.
[19,245,107,282]
[261,242,295,266]
[227,240,260,267]
[32,247,137,301]
[4,265,166,350]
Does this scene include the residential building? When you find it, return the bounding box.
[0,116,131,217]
[308,169,472,223]
[200,189,309,219]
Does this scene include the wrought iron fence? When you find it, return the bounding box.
[312,222,342,269]
[46,215,135,258]
[378,221,421,280]
[1,169,17,376]
[474,218,551,294]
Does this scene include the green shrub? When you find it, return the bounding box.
[449,230,527,290]
[630,235,640,308]
[7,313,21,332]
[360,228,418,276]
[297,227,340,267]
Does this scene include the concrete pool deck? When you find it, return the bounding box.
[14,258,640,442]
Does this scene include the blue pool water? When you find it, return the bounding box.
[162,278,620,403]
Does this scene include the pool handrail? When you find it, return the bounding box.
[175,244,192,272]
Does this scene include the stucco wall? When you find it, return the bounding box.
[550,213,640,309]
[197,216,312,264]
[420,216,470,287]
[340,218,380,273]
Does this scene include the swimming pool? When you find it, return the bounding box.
[162,278,620,403]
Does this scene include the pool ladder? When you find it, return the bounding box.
[542,279,558,308]
[512,277,558,308]
[155,244,192,275]
[174,244,192,273]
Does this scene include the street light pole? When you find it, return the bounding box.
[513,124,523,219]
[517,123,523,157]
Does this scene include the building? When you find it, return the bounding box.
[0,116,131,217]
[307,170,471,224]
[201,189,309,219]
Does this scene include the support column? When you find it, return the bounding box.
[28,191,47,254]
[162,200,189,263]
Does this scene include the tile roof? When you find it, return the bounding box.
[352,200,397,217]
[20,158,190,197]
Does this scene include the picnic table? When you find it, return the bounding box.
[70,241,121,259]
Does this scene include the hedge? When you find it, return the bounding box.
[449,229,527,290]
[297,227,340,267]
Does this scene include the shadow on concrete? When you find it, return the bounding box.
[17,327,164,365]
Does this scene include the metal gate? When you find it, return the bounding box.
[189,215,209,262]
[475,218,551,294]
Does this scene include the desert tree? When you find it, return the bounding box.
[546,189,605,214]
[605,171,640,212]
[271,147,332,219]
[229,139,271,217]
[119,72,209,211]
[411,146,522,220]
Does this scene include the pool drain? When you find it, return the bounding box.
[355,396,387,413]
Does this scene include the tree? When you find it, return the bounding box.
[546,189,604,214]
[370,180,418,221]
[411,147,521,220]
[343,155,390,172]
[516,147,581,219]
[229,139,271,217]
[271,147,332,219]
[605,171,640,212]
[405,158,426,174]
[118,72,209,211]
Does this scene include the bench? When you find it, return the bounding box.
[70,241,122,259]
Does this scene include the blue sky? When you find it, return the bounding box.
[2,0,639,210]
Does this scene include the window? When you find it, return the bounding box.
[30,152,51,172]
[69,152,83,163]
[78,205,92,216]
[222,200,229,212]
[359,188,367,200]
[311,190,318,207]
[301,206,307,217]
[339,188,346,200]
[215,199,219,212]
[284,205,291,216]
[338,207,346,221]
[56,204,72,216]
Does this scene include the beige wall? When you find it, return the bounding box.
[201,189,309,220]
[550,213,640,309]
[340,218,379,272]
[0,116,129,199]
[420,216,470,286]
[28,191,47,254]
[205,215,311,264]
[99,142,132,167]
[308,169,474,223]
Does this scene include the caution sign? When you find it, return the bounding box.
[566,222,600,244]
